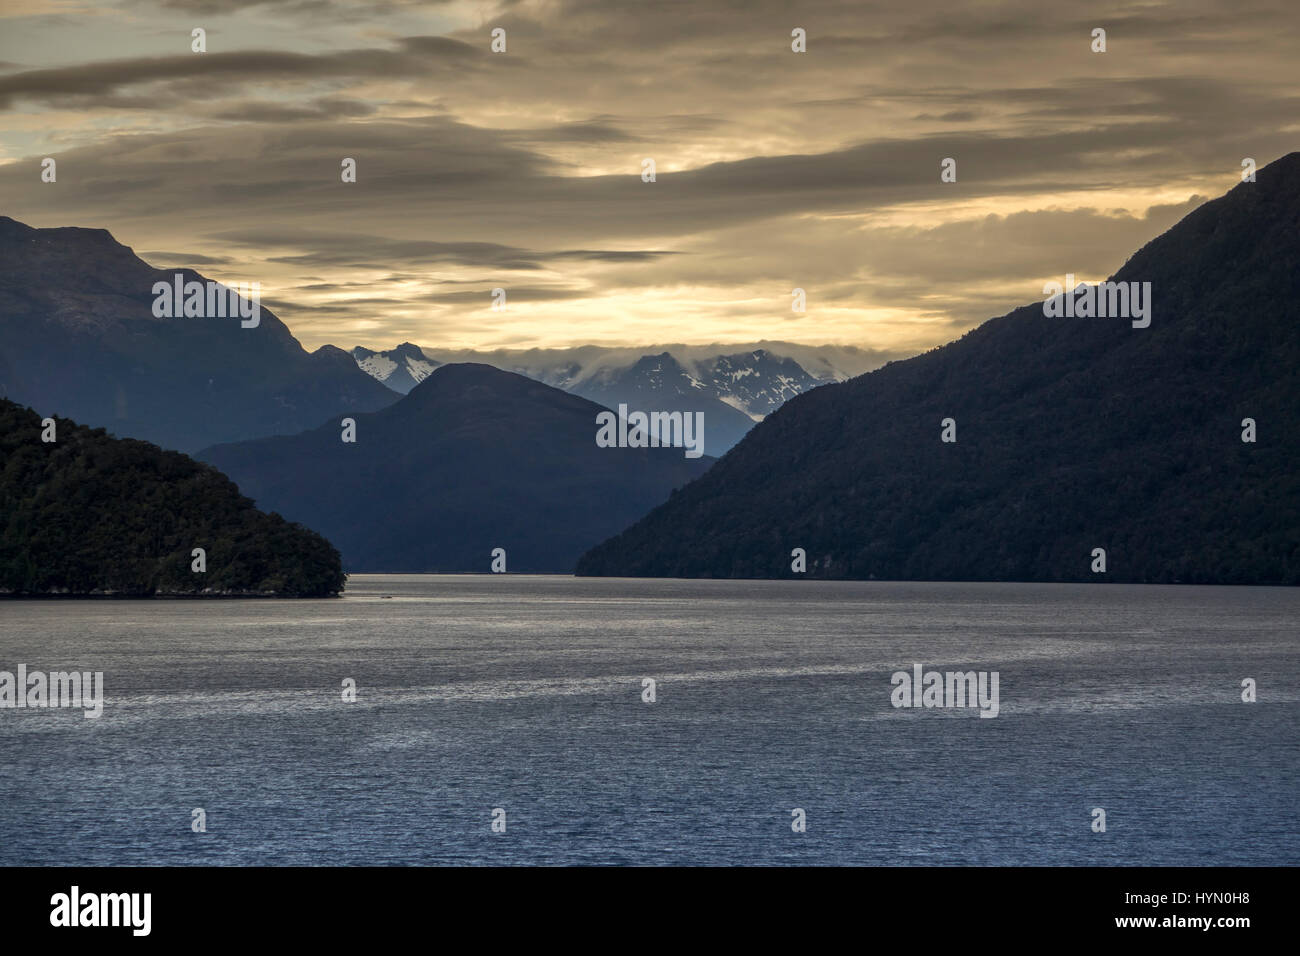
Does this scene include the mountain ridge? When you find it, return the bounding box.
[576,152,1300,583]
[0,216,398,454]
[199,362,714,572]
[345,341,836,452]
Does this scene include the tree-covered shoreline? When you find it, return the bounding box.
[1,399,345,597]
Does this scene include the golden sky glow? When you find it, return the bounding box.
[1,0,1294,355]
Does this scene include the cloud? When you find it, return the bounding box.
[0,37,484,110]
[214,228,677,271]
[210,96,377,122]
[0,0,1294,352]
[139,250,234,265]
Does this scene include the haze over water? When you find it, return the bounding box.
[2,576,1296,865]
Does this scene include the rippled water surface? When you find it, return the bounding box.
[1,576,1296,865]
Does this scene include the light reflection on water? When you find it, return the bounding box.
[1,576,1296,865]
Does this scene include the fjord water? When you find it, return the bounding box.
[1,576,1296,866]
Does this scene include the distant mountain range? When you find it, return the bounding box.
[578,152,1300,584]
[0,211,888,462]
[346,342,880,452]
[0,214,897,578]
[0,216,890,462]
[0,399,343,596]
[199,363,713,572]
[0,217,397,454]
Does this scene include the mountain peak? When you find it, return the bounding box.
[390,341,428,360]
[402,361,587,412]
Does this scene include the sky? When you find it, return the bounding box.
[0,0,1296,353]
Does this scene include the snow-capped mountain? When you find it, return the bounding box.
[687,350,822,420]
[347,341,900,452]
[565,352,759,453]
[350,342,441,394]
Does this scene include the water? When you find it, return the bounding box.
[0,576,1296,865]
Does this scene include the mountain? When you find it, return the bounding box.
[0,399,344,596]
[348,343,837,452]
[0,217,398,454]
[351,342,441,394]
[383,342,887,388]
[564,349,823,430]
[198,363,714,572]
[563,351,762,454]
[691,349,823,419]
[577,152,1300,584]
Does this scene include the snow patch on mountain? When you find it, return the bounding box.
[358,354,397,379]
[406,357,438,384]
[346,341,913,446]
[718,393,761,421]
